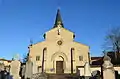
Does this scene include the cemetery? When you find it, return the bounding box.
[0,9,120,79]
[0,53,120,79]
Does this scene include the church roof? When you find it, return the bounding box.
[53,9,64,28]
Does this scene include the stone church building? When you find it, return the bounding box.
[1,9,120,79]
[28,9,90,74]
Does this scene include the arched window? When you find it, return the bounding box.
[71,48,75,74]
[71,48,75,61]
[42,47,47,72]
[43,48,47,61]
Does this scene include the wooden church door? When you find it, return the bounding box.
[56,61,64,74]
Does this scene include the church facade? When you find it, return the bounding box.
[28,9,90,74]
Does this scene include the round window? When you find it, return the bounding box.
[57,40,63,45]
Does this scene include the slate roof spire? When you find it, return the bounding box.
[53,9,64,28]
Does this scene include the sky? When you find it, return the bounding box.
[0,0,120,60]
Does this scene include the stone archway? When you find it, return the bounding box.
[51,52,68,62]
[51,52,68,74]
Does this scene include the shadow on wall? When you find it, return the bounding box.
[115,71,120,79]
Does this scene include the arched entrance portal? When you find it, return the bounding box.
[56,56,64,74]
[51,52,68,74]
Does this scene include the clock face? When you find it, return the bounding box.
[57,40,63,45]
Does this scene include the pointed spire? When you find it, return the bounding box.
[53,9,64,28]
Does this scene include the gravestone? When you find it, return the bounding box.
[102,54,115,79]
[84,62,91,79]
[10,60,21,79]
[0,63,4,71]
[21,65,26,79]
[33,60,38,74]
[25,56,33,79]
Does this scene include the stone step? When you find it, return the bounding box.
[48,74,78,79]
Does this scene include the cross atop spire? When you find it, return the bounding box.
[53,9,64,28]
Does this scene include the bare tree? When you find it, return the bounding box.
[22,53,29,63]
[103,27,120,59]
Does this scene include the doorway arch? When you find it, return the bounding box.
[51,52,68,74]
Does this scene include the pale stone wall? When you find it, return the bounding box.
[114,66,120,74]
[114,66,120,71]
[78,68,84,76]
[91,67,101,72]
[78,66,101,76]
[29,27,89,74]
[3,61,11,66]
[0,59,11,66]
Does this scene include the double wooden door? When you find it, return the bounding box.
[56,61,64,74]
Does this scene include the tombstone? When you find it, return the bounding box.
[0,63,4,71]
[102,54,115,79]
[32,60,38,74]
[84,62,91,79]
[25,56,33,79]
[21,65,26,79]
[10,60,21,79]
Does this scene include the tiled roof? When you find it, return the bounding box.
[91,57,103,66]
[91,57,103,60]
[0,58,11,62]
